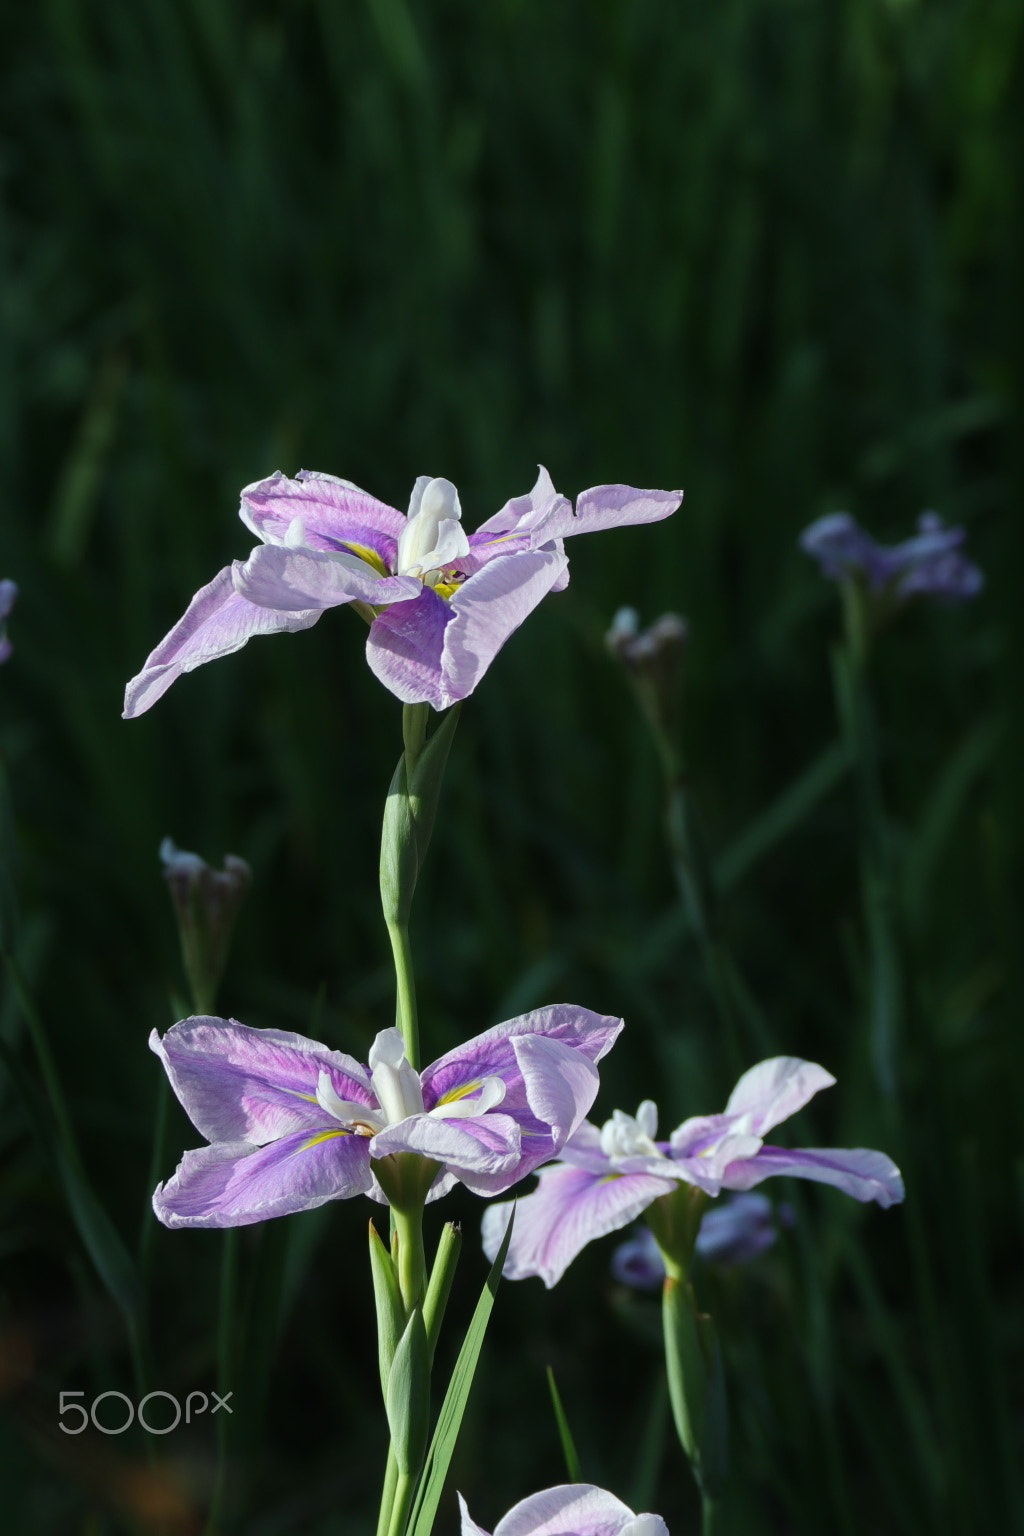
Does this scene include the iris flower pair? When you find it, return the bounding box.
[150,1008,621,1226]
[483,1056,904,1286]
[124,468,681,717]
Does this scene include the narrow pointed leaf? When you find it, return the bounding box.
[407,1205,515,1536]
[546,1365,582,1482]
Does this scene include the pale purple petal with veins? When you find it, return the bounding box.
[438,548,570,706]
[233,544,421,611]
[123,568,321,718]
[423,1007,622,1114]
[482,1164,676,1287]
[240,469,406,565]
[364,589,452,708]
[458,1486,668,1536]
[722,1057,835,1135]
[370,1112,523,1180]
[151,1018,374,1146]
[534,484,682,544]
[153,1130,373,1228]
[720,1145,904,1206]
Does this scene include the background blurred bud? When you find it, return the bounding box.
[606,607,689,756]
[160,838,251,1015]
[0,580,18,665]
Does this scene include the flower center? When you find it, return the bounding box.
[600,1100,661,1160]
[396,477,471,587]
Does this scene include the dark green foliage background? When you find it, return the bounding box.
[1,2,1021,1533]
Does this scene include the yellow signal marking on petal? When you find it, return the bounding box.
[292,1128,353,1156]
[340,541,389,577]
[437,1080,483,1106]
[281,1088,320,1104]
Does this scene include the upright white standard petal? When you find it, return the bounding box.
[397,477,470,575]
[600,1102,660,1160]
[367,1028,426,1123]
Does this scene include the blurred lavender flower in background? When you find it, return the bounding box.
[0,580,18,664]
[611,1193,793,1290]
[459,1485,668,1536]
[484,1058,903,1286]
[800,512,982,602]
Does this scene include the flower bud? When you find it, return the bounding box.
[160,838,251,1014]
[0,580,18,665]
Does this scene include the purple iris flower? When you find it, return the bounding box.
[150,1008,622,1228]
[611,1193,792,1289]
[0,579,17,665]
[482,1057,903,1287]
[459,1485,668,1536]
[800,511,982,602]
[123,468,681,717]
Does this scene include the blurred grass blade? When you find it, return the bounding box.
[545,1365,582,1482]
[407,1206,515,1536]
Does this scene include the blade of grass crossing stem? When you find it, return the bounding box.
[545,1365,582,1481]
[407,1206,515,1536]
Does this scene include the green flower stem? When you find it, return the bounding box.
[834,581,902,1099]
[387,919,420,1071]
[385,1470,416,1536]
[376,1446,400,1536]
[391,1201,428,1315]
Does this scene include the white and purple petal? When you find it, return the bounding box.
[232,545,420,611]
[438,548,570,706]
[533,484,682,544]
[482,1163,676,1288]
[153,1129,373,1228]
[423,1006,622,1112]
[458,1485,668,1536]
[371,1111,523,1181]
[240,469,405,568]
[365,589,452,708]
[721,1145,904,1207]
[151,1018,374,1145]
[722,1057,835,1136]
[123,568,321,718]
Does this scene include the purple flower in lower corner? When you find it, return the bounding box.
[150,1007,621,1227]
[482,1057,903,1287]
[459,1485,668,1536]
[123,468,682,717]
[800,511,982,603]
[0,579,18,665]
[611,1193,793,1289]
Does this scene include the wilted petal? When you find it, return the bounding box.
[535,484,682,543]
[233,545,420,611]
[151,1018,373,1145]
[365,589,451,708]
[123,568,321,717]
[722,1145,904,1207]
[153,1129,372,1228]
[723,1057,836,1136]
[482,1164,676,1287]
[439,548,570,706]
[458,1485,668,1536]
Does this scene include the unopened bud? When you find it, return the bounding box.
[0,580,18,665]
[606,607,689,754]
[160,839,251,1014]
